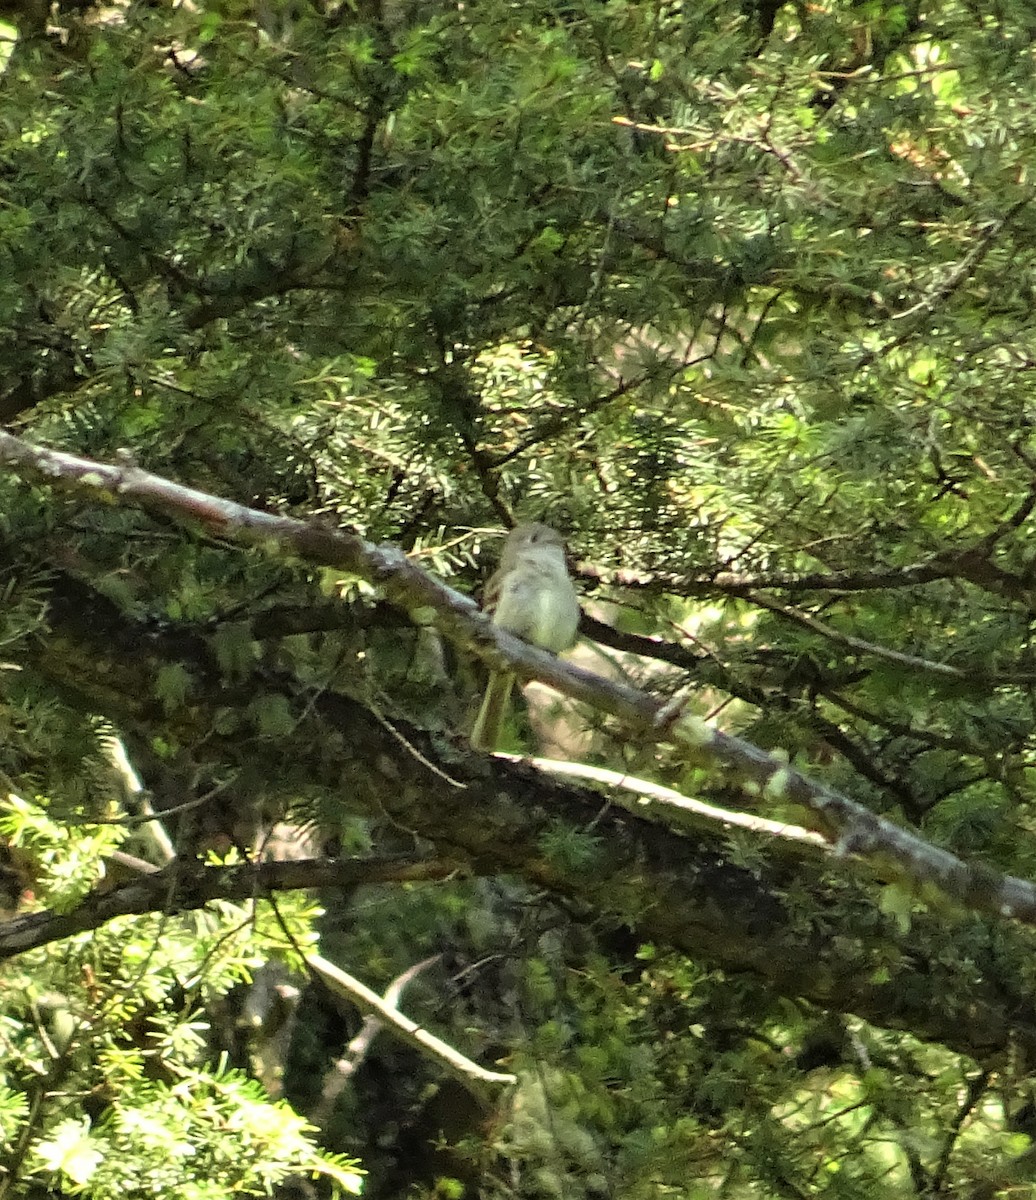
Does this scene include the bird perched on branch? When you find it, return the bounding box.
[471,522,580,752]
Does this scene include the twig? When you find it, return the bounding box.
[743,591,965,678]
[306,952,515,1105]
[311,955,445,1123]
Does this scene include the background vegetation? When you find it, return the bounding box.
[3,0,1036,1195]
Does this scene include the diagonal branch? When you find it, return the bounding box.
[4,431,1036,929]
[742,591,967,679]
[307,952,515,1104]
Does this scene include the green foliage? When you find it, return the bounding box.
[5,0,1036,1195]
[0,798,360,1197]
[537,822,602,874]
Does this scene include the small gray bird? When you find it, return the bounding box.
[471,522,580,752]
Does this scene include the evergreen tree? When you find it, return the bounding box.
[3,0,1036,1195]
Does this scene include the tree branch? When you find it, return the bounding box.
[307,952,515,1105]
[4,431,1036,931]
[0,855,460,961]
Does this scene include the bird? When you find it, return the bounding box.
[470,522,580,752]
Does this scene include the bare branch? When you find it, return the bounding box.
[515,755,826,849]
[312,954,445,1125]
[307,952,515,1106]
[5,432,1036,929]
[742,591,966,679]
[0,855,460,962]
